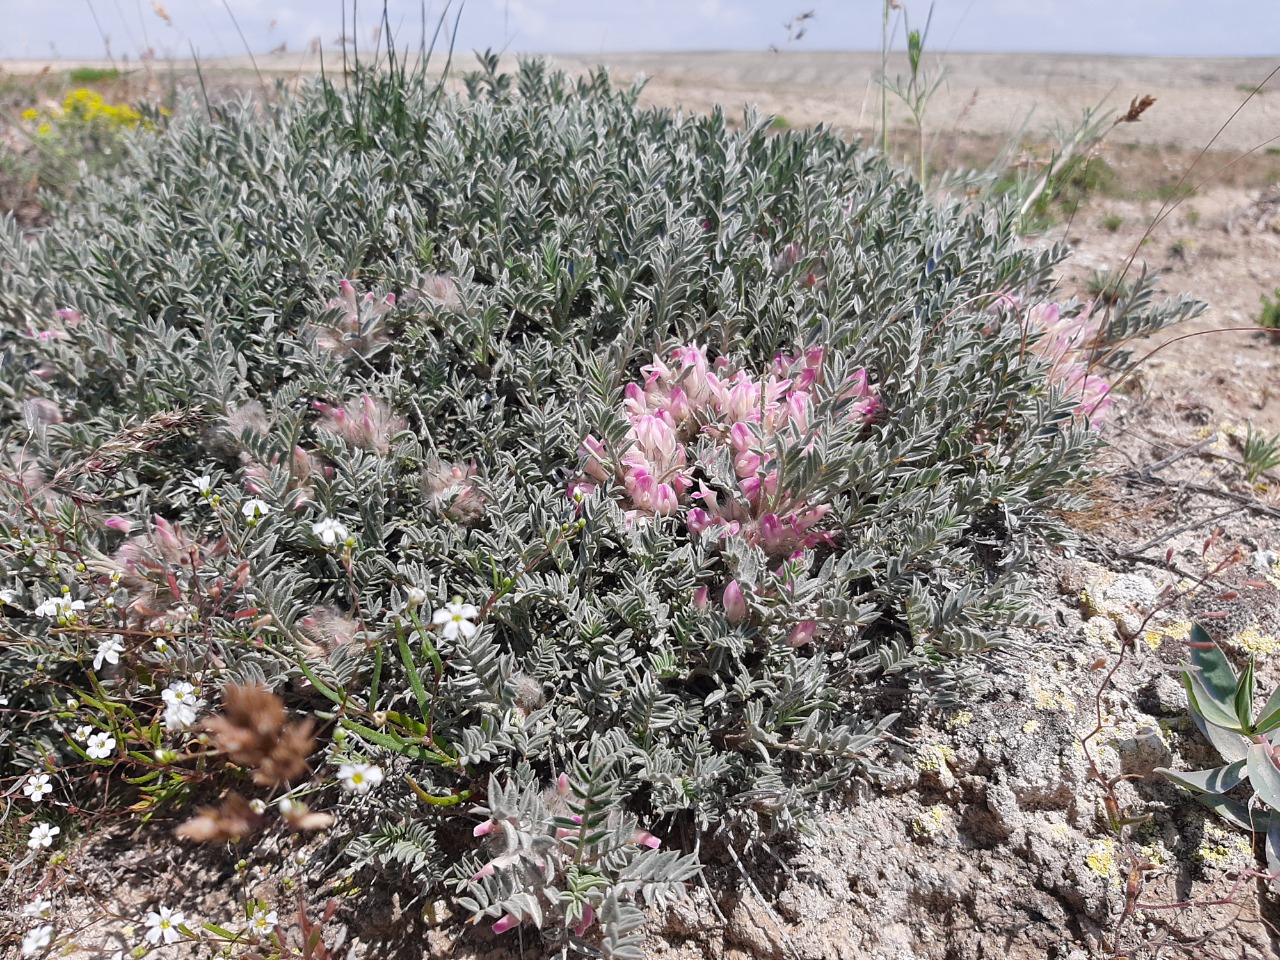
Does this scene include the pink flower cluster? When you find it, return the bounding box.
[1024,303,1113,427]
[312,393,407,455]
[578,344,878,621]
[307,280,396,359]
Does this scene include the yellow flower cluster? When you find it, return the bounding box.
[60,88,143,127]
[20,89,146,134]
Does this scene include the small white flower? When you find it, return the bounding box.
[23,773,53,803]
[93,635,125,671]
[336,762,383,794]
[34,597,85,624]
[0,694,9,706]
[21,897,51,919]
[21,924,53,956]
[86,731,116,760]
[241,498,271,522]
[65,698,78,711]
[28,822,60,849]
[144,904,186,945]
[73,724,93,742]
[311,517,349,546]
[0,588,16,606]
[246,905,278,935]
[249,798,266,814]
[432,598,480,640]
[193,475,213,496]
[405,586,426,608]
[162,681,203,731]
[153,637,170,654]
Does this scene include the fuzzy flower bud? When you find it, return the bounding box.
[723,580,747,624]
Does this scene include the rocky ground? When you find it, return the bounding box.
[5,51,1280,960]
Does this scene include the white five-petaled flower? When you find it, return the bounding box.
[21,924,53,957]
[311,517,349,546]
[241,498,271,522]
[22,897,52,919]
[432,598,480,640]
[336,762,383,794]
[93,635,125,671]
[86,731,116,760]
[28,822,60,850]
[73,724,93,742]
[23,773,52,803]
[34,596,85,624]
[144,904,186,945]
[0,588,15,607]
[193,475,213,496]
[405,586,426,608]
[247,906,278,935]
[162,681,203,731]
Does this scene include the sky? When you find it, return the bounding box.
[6,1,1280,61]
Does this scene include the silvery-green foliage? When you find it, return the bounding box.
[0,54,1191,944]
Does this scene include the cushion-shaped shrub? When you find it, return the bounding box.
[0,55,1197,951]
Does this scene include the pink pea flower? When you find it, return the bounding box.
[723,580,747,624]
[788,621,818,647]
[492,914,522,934]
[573,904,596,937]
[631,828,662,849]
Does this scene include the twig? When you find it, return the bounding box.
[1121,503,1245,557]
[1122,472,1280,521]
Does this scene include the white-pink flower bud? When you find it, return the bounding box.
[723,580,747,624]
[788,621,818,647]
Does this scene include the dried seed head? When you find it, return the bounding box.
[175,792,264,842]
[201,683,315,786]
[277,797,335,832]
[1118,94,1156,123]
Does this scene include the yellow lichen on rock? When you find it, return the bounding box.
[1235,625,1280,656]
[911,805,950,838]
[1085,838,1120,885]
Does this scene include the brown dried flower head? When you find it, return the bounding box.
[202,683,315,787]
[175,792,264,842]
[278,797,335,832]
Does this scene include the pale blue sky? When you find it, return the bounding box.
[7,1,1280,60]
